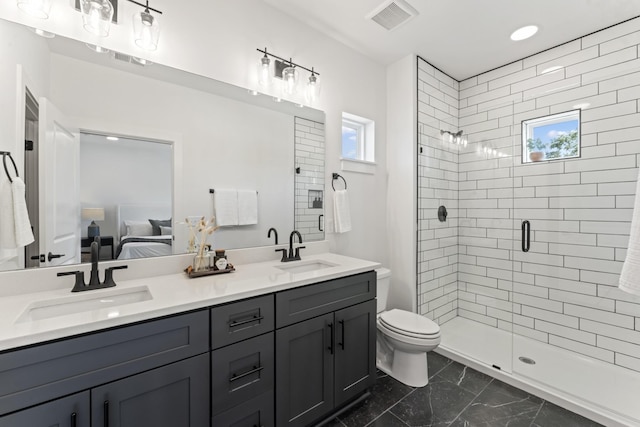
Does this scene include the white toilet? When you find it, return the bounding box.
[376,268,441,387]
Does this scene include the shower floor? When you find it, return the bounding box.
[438,316,640,427]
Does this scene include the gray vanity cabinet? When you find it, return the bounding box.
[0,391,90,427]
[91,354,209,427]
[275,271,377,427]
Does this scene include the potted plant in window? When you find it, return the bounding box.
[526,138,546,162]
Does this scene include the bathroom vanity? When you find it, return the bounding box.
[0,253,379,427]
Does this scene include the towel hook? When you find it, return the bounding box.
[1,152,18,184]
[332,173,347,191]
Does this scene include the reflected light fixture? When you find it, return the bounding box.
[17,0,52,19]
[86,43,110,53]
[541,65,563,74]
[258,48,272,86]
[441,129,466,146]
[128,0,162,51]
[510,25,538,41]
[32,27,55,38]
[80,0,114,37]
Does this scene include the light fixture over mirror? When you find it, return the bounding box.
[256,48,320,104]
[80,0,114,37]
[128,0,162,51]
[16,0,52,19]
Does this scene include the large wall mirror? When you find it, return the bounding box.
[0,18,325,272]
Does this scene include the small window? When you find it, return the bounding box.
[522,110,580,163]
[341,112,375,163]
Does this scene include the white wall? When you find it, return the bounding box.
[0,0,389,266]
[386,55,417,311]
[0,22,51,270]
[79,135,172,238]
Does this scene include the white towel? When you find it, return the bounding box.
[333,189,352,233]
[0,174,16,249]
[620,171,640,295]
[214,189,239,226]
[238,190,258,225]
[12,177,34,247]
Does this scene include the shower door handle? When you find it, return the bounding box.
[522,220,531,252]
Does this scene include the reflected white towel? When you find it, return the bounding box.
[0,174,17,249]
[620,172,640,295]
[214,189,238,226]
[333,189,352,233]
[12,177,34,247]
[238,190,258,225]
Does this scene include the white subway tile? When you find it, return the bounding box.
[566,304,634,328]
[536,84,598,108]
[600,71,640,93]
[488,67,537,91]
[535,275,597,296]
[535,45,599,75]
[565,154,636,172]
[459,309,498,327]
[598,126,640,144]
[583,114,640,135]
[581,168,638,184]
[582,18,640,48]
[550,92,618,115]
[583,58,640,86]
[513,324,548,342]
[615,353,640,372]
[536,184,597,197]
[566,47,637,79]
[617,301,640,317]
[523,173,580,187]
[513,281,549,298]
[564,256,624,275]
[550,196,615,209]
[513,208,564,220]
[515,70,572,96]
[549,335,614,363]
[535,320,596,345]
[524,40,581,69]
[514,293,563,313]
[582,100,637,122]
[564,209,633,222]
[458,300,487,315]
[523,264,579,281]
[617,140,640,155]
[477,61,524,84]
[598,181,638,195]
[598,336,640,357]
[549,243,615,260]
[581,221,631,235]
[522,306,578,328]
[535,231,595,245]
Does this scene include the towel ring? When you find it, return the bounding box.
[332,173,347,191]
[2,152,18,184]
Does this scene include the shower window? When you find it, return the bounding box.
[521,110,580,163]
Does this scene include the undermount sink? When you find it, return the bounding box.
[16,286,153,323]
[276,260,338,274]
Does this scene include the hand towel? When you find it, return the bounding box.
[238,190,258,225]
[11,177,34,247]
[214,189,239,226]
[333,189,352,233]
[0,174,17,249]
[619,171,640,295]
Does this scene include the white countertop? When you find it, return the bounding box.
[0,253,380,351]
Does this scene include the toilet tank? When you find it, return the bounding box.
[376,268,391,313]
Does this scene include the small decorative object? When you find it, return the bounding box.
[188,217,219,272]
[82,207,105,238]
[214,249,227,271]
[529,151,544,162]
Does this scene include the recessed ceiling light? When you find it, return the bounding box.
[510,25,538,41]
[541,65,563,74]
[106,136,119,141]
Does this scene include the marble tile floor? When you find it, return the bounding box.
[326,352,603,427]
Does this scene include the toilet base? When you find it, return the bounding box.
[376,345,430,387]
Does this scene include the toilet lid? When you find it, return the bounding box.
[379,309,440,336]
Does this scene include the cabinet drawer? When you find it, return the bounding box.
[212,332,274,415]
[275,271,376,328]
[211,391,274,427]
[0,391,89,427]
[0,310,208,416]
[211,294,274,349]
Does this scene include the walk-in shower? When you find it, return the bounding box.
[416,18,640,426]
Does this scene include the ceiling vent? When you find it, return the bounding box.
[366,0,418,31]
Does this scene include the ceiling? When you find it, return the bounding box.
[263,0,640,81]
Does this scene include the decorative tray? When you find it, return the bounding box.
[185,265,235,278]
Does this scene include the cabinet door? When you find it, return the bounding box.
[91,354,209,427]
[334,300,377,406]
[0,391,89,427]
[211,391,274,427]
[276,313,334,427]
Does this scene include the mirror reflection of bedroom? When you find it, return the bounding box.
[79,133,172,262]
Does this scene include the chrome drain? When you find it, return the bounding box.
[519,356,536,365]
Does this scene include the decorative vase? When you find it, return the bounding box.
[529,151,544,162]
[193,251,211,272]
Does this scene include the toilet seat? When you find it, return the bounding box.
[379,309,440,339]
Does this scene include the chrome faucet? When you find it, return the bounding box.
[58,237,128,292]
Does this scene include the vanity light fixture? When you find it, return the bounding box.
[256,48,320,102]
[32,27,55,38]
[248,89,260,96]
[86,43,110,53]
[258,48,272,86]
[17,0,52,19]
[510,25,538,41]
[127,0,163,51]
[80,0,114,37]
